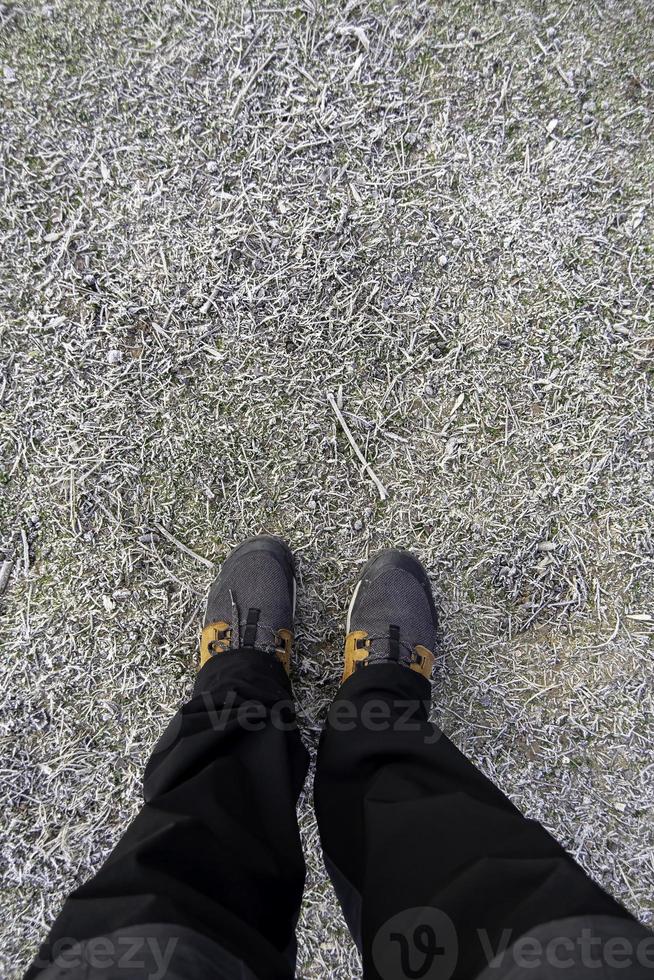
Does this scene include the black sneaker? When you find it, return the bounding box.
[200,535,296,673]
[342,549,437,682]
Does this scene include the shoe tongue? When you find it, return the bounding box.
[241,607,262,649]
[368,626,403,662]
[229,593,271,651]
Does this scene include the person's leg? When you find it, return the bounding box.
[315,551,649,980]
[28,537,309,980]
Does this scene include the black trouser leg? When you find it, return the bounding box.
[28,651,309,980]
[314,664,642,980]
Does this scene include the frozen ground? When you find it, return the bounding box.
[1,0,653,975]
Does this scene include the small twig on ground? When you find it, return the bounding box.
[0,560,13,596]
[327,391,388,501]
[153,524,215,569]
[20,530,29,574]
[229,53,275,119]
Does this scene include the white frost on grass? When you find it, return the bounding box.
[1,0,653,976]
